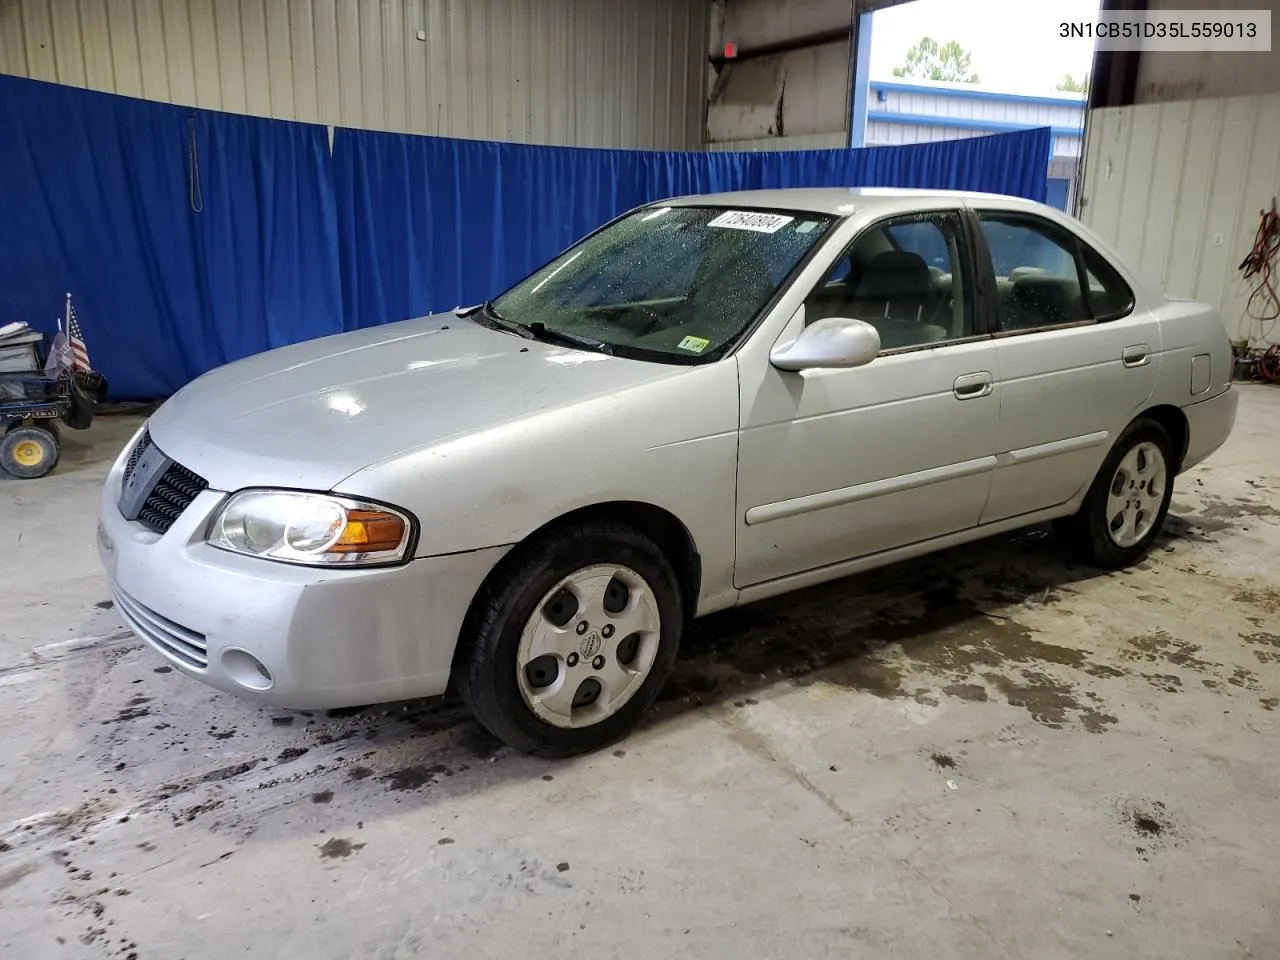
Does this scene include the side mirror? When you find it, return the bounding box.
[770,317,881,372]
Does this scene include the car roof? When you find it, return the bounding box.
[660,187,1045,217]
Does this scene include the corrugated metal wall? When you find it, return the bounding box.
[864,121,1079,159]
[1079,93,1280,344]
[0,0,706,149]
[871,86,1083,130]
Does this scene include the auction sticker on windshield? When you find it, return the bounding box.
[708,210,794,234]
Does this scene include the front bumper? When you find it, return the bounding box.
[96,437,509,710]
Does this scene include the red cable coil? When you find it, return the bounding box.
[1239,201,1280,328]
[1257,341,1280,384]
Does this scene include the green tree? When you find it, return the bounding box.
[1056,72,1091,93]
[891,37,979,84]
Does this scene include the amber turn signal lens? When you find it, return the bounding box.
[329,509,407,554]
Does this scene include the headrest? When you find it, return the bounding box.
[855,251,933,301]
[1010,266,1048,282]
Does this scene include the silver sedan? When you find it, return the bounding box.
[97,188,1238,757]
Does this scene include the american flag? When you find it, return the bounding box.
[67,299,91,373]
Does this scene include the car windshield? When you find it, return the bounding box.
[487,205,834,362]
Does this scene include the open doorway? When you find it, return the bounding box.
[857,0,1100,213]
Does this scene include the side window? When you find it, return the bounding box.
[886,221,950,270]
[1080,243,1135,320]
[977,213,1096,332]
[804,211,973,351]
[814,228,890,294]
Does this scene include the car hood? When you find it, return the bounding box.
[147,314,686,492]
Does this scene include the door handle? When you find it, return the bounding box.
[1122,344,1150,367]
[953,371,993,400]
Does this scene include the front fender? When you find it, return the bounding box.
[337,360,743,612]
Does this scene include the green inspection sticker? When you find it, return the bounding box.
[677,335,710,353]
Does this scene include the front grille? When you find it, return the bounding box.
[123,428,153,485]
[111,584,208,670]
[123,428,209,535]
[138,461,208,534]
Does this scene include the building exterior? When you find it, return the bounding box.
[703,6,1086,212]
[861,78,1086,212]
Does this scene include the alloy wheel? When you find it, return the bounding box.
[516,564,662,729]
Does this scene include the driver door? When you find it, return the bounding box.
[734,209,1001,588]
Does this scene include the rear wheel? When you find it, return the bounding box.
[0,425,60,479]
[1053,417,1174,569]
[456,520,683,758]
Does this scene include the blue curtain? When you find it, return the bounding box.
[0,73,1049,399]
[0,75,341,399]
[333,127,1051,332]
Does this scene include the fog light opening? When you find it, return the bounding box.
[221,648,274,692]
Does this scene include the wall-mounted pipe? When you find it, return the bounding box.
[709,26,852,67]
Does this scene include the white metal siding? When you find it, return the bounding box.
[873,88,1084,130]
[866,122,982,145]
[1079,93,1280,343]
[0,0,706,149]
[866,122,1080,157]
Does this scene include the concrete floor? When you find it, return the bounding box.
[2,387,1278,960]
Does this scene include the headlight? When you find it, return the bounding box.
[207,490,414,566]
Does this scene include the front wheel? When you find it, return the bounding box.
[456,521,684,758]
[1053,417,1175,569]
[0,425,61,479]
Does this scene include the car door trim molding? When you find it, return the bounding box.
[744,454,997,526]
[877,333,993,357]
[990,319,1097,339]
[996,430,1110,466]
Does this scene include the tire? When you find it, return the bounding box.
[1053,416,1175,569]
[4,418,59,439]
[456,520,684,759]
[0,425,60,479]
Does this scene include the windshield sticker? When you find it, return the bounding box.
[795,220,818,234]
[708,210,794,234]
[676,335,711,354]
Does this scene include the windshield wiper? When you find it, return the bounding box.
[526,321,613,355]
[468,300,534,339]
[465,302,611,354]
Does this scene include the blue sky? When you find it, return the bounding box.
[869,0,1102,93]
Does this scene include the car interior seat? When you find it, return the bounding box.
[1006,274,1086,329]
[846,251,949,348]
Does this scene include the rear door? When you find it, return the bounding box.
[965,206,1161,524]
